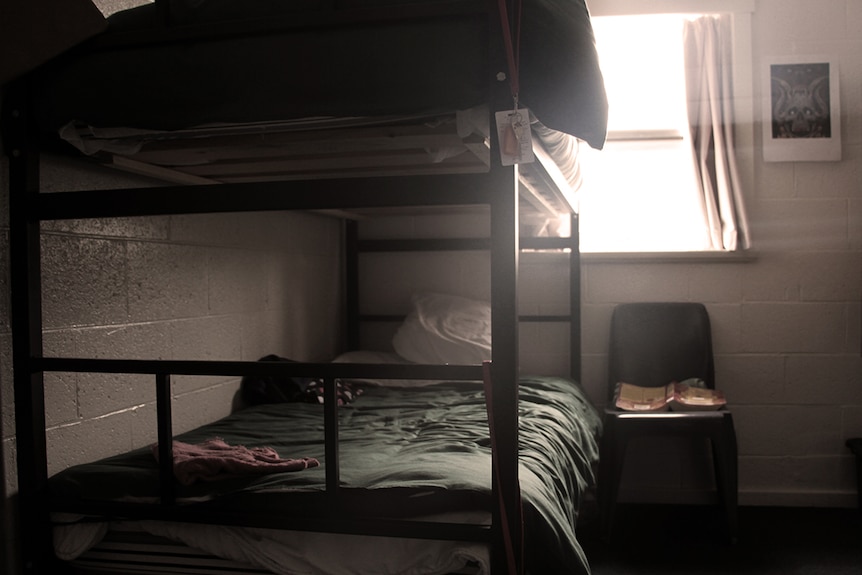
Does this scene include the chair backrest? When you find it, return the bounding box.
[607,302,715,401]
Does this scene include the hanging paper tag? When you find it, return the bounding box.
[495,108,534,166]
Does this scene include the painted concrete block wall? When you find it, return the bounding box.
[0,154,343,495]
[731,0,860,507]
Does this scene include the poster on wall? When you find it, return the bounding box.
[762,55,841,162]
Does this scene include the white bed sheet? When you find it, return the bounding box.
[54,511,491,575]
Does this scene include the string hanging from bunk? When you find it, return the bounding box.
[497,0,522,105]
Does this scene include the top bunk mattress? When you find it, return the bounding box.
[28,0,608,150]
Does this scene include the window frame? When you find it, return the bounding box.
[580,0,756,258]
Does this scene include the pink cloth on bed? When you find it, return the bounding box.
[153,437,319,486]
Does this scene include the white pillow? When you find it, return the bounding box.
[392,293,492,365]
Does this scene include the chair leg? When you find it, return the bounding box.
[847,439,862,512]
[598,418,628,542]
[711,416,738,543]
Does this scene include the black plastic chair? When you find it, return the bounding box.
[598,302,738,542]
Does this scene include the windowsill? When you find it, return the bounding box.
[580,250,758,264]
[520,248,759,264]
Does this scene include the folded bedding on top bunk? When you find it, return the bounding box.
[50,375,602,575]
[29,0,607,150]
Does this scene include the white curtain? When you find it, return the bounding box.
[683,15,750,251]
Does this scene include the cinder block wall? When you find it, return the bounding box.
[1,154,343,494]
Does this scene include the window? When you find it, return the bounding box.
[578,14,708,253]
[575,5,754,254]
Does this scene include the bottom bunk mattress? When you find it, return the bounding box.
[50,375,602,575]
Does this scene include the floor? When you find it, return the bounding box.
[577,504,862,575]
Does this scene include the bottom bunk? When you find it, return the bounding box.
[48,371,601,575]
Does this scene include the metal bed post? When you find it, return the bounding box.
[323,377,341,496]
[489,167,522,575]
[5,81,53,575]
[488,0,523,571]
[570,212,582,384]
[344,219,361,351]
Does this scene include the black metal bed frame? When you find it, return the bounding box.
[3,2,582,574]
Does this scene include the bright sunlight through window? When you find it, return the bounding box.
[578,14,711,253]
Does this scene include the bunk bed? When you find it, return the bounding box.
[3,0,608,574]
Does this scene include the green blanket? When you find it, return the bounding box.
[50,375,601,574]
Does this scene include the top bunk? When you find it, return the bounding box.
[13,0,607,220]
